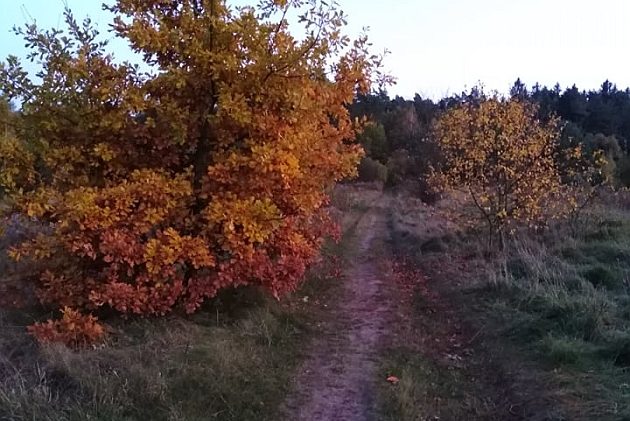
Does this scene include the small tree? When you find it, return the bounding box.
[356,122,389,163]
[432,96,563,244]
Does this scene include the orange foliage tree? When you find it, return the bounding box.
[432,96,566,243]
[0,0,387,344]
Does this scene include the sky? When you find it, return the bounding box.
[1,0,629,100]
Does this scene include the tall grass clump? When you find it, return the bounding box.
[488,211,630,375]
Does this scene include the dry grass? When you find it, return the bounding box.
[0,291,312,421]
[329,182,383,232]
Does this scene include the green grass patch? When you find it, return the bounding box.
[581,264,624,290]
[480,215,630,418]
[387,200,630,420]
[539,335,594,366]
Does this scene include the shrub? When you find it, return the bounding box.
[432,95,568,243]
[357,122,389,163]
[0,1,384,344]
[28,307,106,348]
[358,157,388,183]
[385,149,412,187]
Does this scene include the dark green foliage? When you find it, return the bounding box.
[582,265,623,291]
[350,92,440,188]
[385,149,412,186]
[510,77,528,101]
[357,122,389,163]
[558,85,589,124]
[357,156,388,183]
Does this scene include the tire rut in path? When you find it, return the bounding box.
[281,197,396,421]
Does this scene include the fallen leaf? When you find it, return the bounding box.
[386,375,400,384]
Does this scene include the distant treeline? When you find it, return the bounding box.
[350,79,630,188]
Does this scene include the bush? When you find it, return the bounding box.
[385,149,412,187]
[433,96,566,241]
[357,122,389,163]
[358,157,388,183]
[0,1,376,344]
[416,177,442,204]
[28,307,106,347]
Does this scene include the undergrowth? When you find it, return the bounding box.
[0,288,309,421]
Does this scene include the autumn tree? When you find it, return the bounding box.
[432,96,564,243]
[0,0,387,344]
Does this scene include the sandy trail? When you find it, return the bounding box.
[281,196,397,421]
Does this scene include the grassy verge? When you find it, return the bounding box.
[375,196,504,420]
[0,286,313,420]
[484,213,630,419]
[377,348,504,420]
[378,194,630,420]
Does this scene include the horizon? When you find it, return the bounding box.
[1,0,629,100]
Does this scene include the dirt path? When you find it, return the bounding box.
[281,191,566,420]
[281,195,398,421]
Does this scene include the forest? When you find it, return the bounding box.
[352,79,630,190]
[1,1,630,420]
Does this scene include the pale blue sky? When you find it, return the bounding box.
[1,1,629,99]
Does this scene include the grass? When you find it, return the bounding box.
[0,288,311,421]
[481,210,630,419]
[379,193,630,420]
[377,348,493,421]
[488,215,630,420]
[375,196,518,420]
[485,226,630,418]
